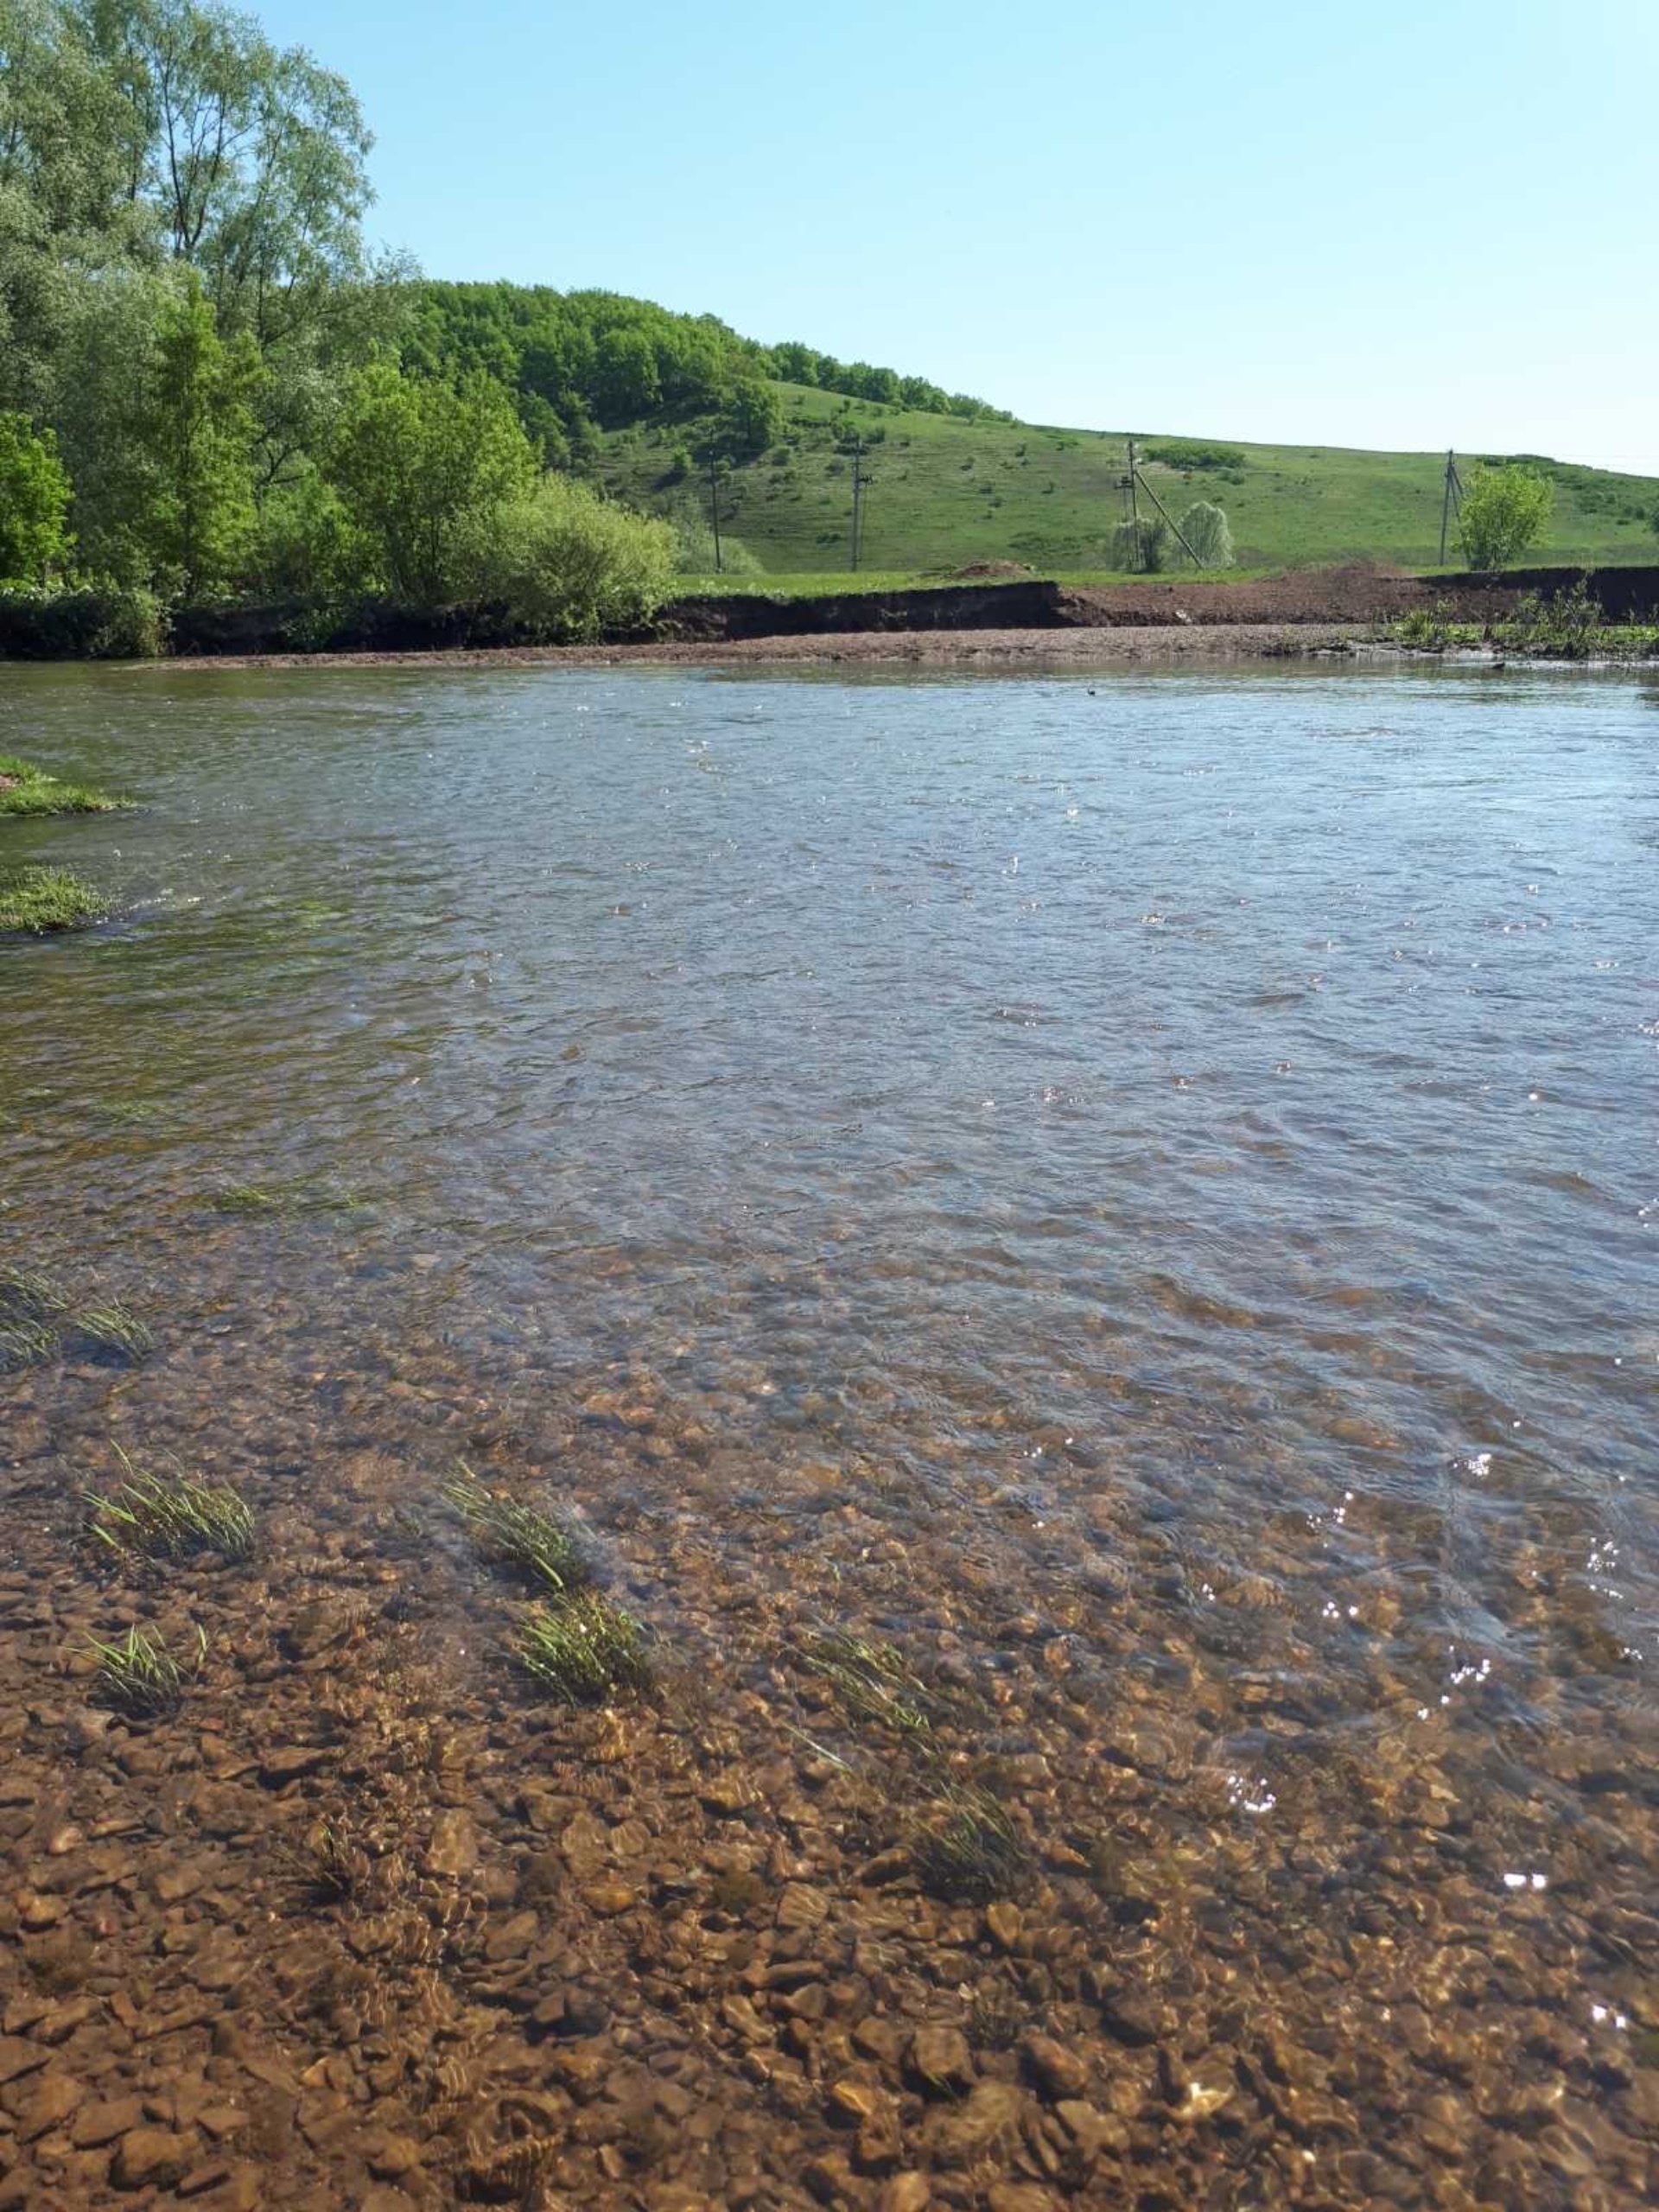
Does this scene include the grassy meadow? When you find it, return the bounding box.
[597,384,1659,583]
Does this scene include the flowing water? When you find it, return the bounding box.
[2,658,1656,2207]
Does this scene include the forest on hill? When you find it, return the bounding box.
[2,0,1656,652]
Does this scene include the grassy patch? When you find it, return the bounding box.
[0,865,110,935]
[514,1592,653,1703]
[797,1630,937,1737]
[600,381,1659,576]
[0,1265,153,1369]
[86,1449,255,1564]
[277,1815,374,1907]
[207,1175,365,1219]
[442,1463,590,1595]
[0,754,130,817]
[911,1783,1030,1903]
[87,1623,203,1719]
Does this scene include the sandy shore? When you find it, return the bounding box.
[149,621,1371,674]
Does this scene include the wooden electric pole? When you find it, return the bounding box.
[1118,441,1205,570]
[849,438,870,572]
[1438,449,1464,566]
[707,460,724,575]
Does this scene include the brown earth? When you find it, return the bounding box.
[155,623,1370,676]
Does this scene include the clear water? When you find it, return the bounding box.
[3,658,1656,2193]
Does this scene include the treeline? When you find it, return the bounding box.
[409,282,1012,468]
[0,0,1013,650]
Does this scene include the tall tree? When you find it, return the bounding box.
[134,267,257,592]
[327,362,537,606]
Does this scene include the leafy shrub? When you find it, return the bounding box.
[475,475,678,641]
[1177,501,1234,568]
[1145,441,1245,473]
[1109,516,1171,573]
[1459,463,1553,570]
[0,584,167,659]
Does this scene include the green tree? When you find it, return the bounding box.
[135,271,259,594]
[590,327,661,426]
[1109,514,1170,573]
[1178,500,1234,569]
[327,362,537,605]
[706,378,783,462]
[1459,463,1552,570]
[478,474,678,642]
[0,409,72,577]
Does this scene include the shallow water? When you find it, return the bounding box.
[3,657,1657,2204]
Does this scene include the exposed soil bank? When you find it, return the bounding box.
[662,563,1659,641]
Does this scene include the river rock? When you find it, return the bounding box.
[1021,2031,1087,2100]
[111,2126,193,2189]
[906,2025,973,2094]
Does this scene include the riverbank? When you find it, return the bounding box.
[155,620,1370,672]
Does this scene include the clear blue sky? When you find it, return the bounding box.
[261,0,1657,470]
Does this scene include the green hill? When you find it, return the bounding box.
[594,384,1659,581]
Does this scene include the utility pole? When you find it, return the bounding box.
[1118,441,1205,570]
[849,438,869,572]
[707,459,724,575]
[1438,449,1464,567]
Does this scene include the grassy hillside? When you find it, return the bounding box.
[596,384,1659,580]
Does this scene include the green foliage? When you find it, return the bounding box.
[0,411,71,579]
[1177,499,1234,568]
[711,378,785,462]
[0,581,166,656]
[911,1783,1030,1902]
[514,1593,654,1703]
[327,361,537,606]
[442,1462,591,1595]
[86,1623,204,1719]
[1459,462,1553,570]
[475,474,678,640]
[0,753,129,814]
[1145,441,1245,472]
[0,861,109,932]
[86,1449,255,1563]
[135,275,261,595]
[1109,514,1171,572]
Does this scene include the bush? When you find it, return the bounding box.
[665,497,764,576]
[0,584,168,660]
[1459,464,1552,570]
[1177,501,1234,568]
[1109,516,1171,573]
[1145,441,1245,473]
[475,476,678,641]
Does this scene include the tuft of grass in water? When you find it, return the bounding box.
[797,1629,937,1736]
[87,1623,204,1719]
[207,1175,364,1219]
[0,866,111,935]
[0,754,131,817]
[442,1462,590,1595]
[277,1815,373,1907]
[0,1268,153,1368]
[912,1783,1030,1903]
[515,1592,653,1704]
[0,1263,73,1324]
[86,1448,254,1564]
[71,1301,155,1362]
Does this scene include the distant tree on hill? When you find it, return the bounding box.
[1459,463,1552,570]
[1178,501,1234,568]
[1109,515,1170,573]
